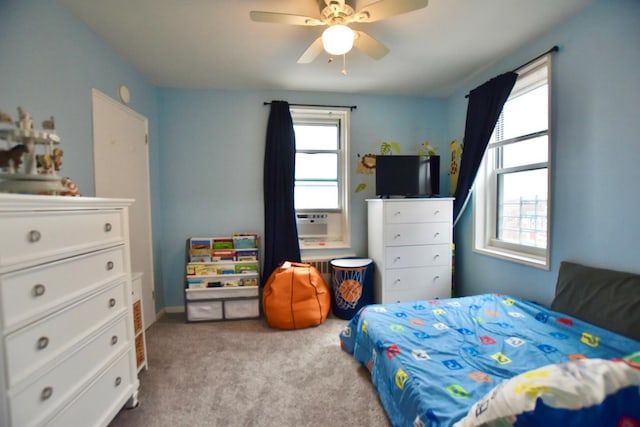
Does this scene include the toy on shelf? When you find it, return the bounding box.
[0,145,29,173]
[0,107,67,194]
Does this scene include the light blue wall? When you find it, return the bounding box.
[0,0,163,306]
[157,89,447,307]
[448,0,640,305]
[4,0,635,311]
[0,0,448,311]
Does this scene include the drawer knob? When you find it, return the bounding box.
[433,275,440,281]
[111,335,118,345]
[434,209,441,215]
[115,376,122,387]
[33,284,46,297]
[109,298,116,308]
[41,386,53,401]
[28,229,41,243]
[394,256,401,263]
[393,233,401,239]
[104,222,112,232]
[433,254,440,260]
[394,211,401,216]
[393,278,401,285]
[37,336,49,350]
[433,232,440,238]
[106,261,115,270]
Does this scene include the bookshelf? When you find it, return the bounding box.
[184,234,260,322]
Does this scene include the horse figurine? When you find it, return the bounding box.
[0,144,29,172]
[52,148,63,171]
[36,153,55,174]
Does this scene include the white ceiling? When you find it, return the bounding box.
[58,0,594,97]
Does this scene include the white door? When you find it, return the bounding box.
[92,89,156,329]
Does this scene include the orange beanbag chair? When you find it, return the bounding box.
[263,262,331,329]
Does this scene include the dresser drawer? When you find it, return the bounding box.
[0,210,124,269]
[9,316,131,427]
[47,351,135,427]
[384,201,451,224]
[383,222,451,246]
[384,244,451,269]
[1,247,127,331]
[381,287,433,304]
[4,281,128,388]
[383,265,451,295]
[381,285,451,304]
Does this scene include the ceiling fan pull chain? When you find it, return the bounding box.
[342,54,347,76]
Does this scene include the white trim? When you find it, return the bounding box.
[472,54,552,270]
[291,107,351,249]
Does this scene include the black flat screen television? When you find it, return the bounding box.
[375,155,440,197]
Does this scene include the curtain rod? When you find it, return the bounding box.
[263,101,357,111]
[465,45,559,99]
[512,45,558,73]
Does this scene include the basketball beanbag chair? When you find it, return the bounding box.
[263,262,330,329]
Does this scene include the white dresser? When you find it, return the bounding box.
[367,198,453,304]
[0,194,140,427]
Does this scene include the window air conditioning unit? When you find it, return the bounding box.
[296,213,328,238]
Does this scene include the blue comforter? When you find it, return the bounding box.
[339,293,639,427]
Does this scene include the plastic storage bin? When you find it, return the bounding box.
[330,258,374,320]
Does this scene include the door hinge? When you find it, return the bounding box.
[145,134,149,145]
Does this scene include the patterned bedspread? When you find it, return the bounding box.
[339,293,639,427]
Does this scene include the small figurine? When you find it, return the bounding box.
[16,107,33,130]
[60,177,81,196]
[0,111,12,124]
[0,144,29,171]
[36,153,55,174]
[36,149,63,174]
[42,116,55,131]
[52,148,63,171]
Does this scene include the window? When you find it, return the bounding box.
[291,107,350,248]
[473,55,552,269]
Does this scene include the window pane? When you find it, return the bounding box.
[295,153,337,180]
[501,85,548,140]
[294,182,338,210]
[500,135,548,169]
[294,124,338,150]
[497,168,548,248]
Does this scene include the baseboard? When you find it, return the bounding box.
[162,305,185,314]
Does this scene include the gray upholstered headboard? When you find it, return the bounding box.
[550,261,640,341]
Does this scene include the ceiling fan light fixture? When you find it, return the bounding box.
[322,24,354,55]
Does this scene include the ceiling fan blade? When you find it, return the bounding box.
[353,0,428,23]
[297,37,325,63]
[250,11,323,26]
[353,31,389,60]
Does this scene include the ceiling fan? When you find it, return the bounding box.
[250,0,429,64]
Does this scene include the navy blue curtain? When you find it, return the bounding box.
[262,101,301,285]
[453,72,518,226]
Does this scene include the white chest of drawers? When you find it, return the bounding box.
[0,194,139,427]
[367,198,454,304]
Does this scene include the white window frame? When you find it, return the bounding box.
[291,107,351,249]
[473,55,552,270]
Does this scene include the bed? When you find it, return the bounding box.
[339,261,640,426]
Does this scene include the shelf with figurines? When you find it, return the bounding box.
[0,107,79,195]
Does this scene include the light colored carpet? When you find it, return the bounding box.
[109,313,391,427]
